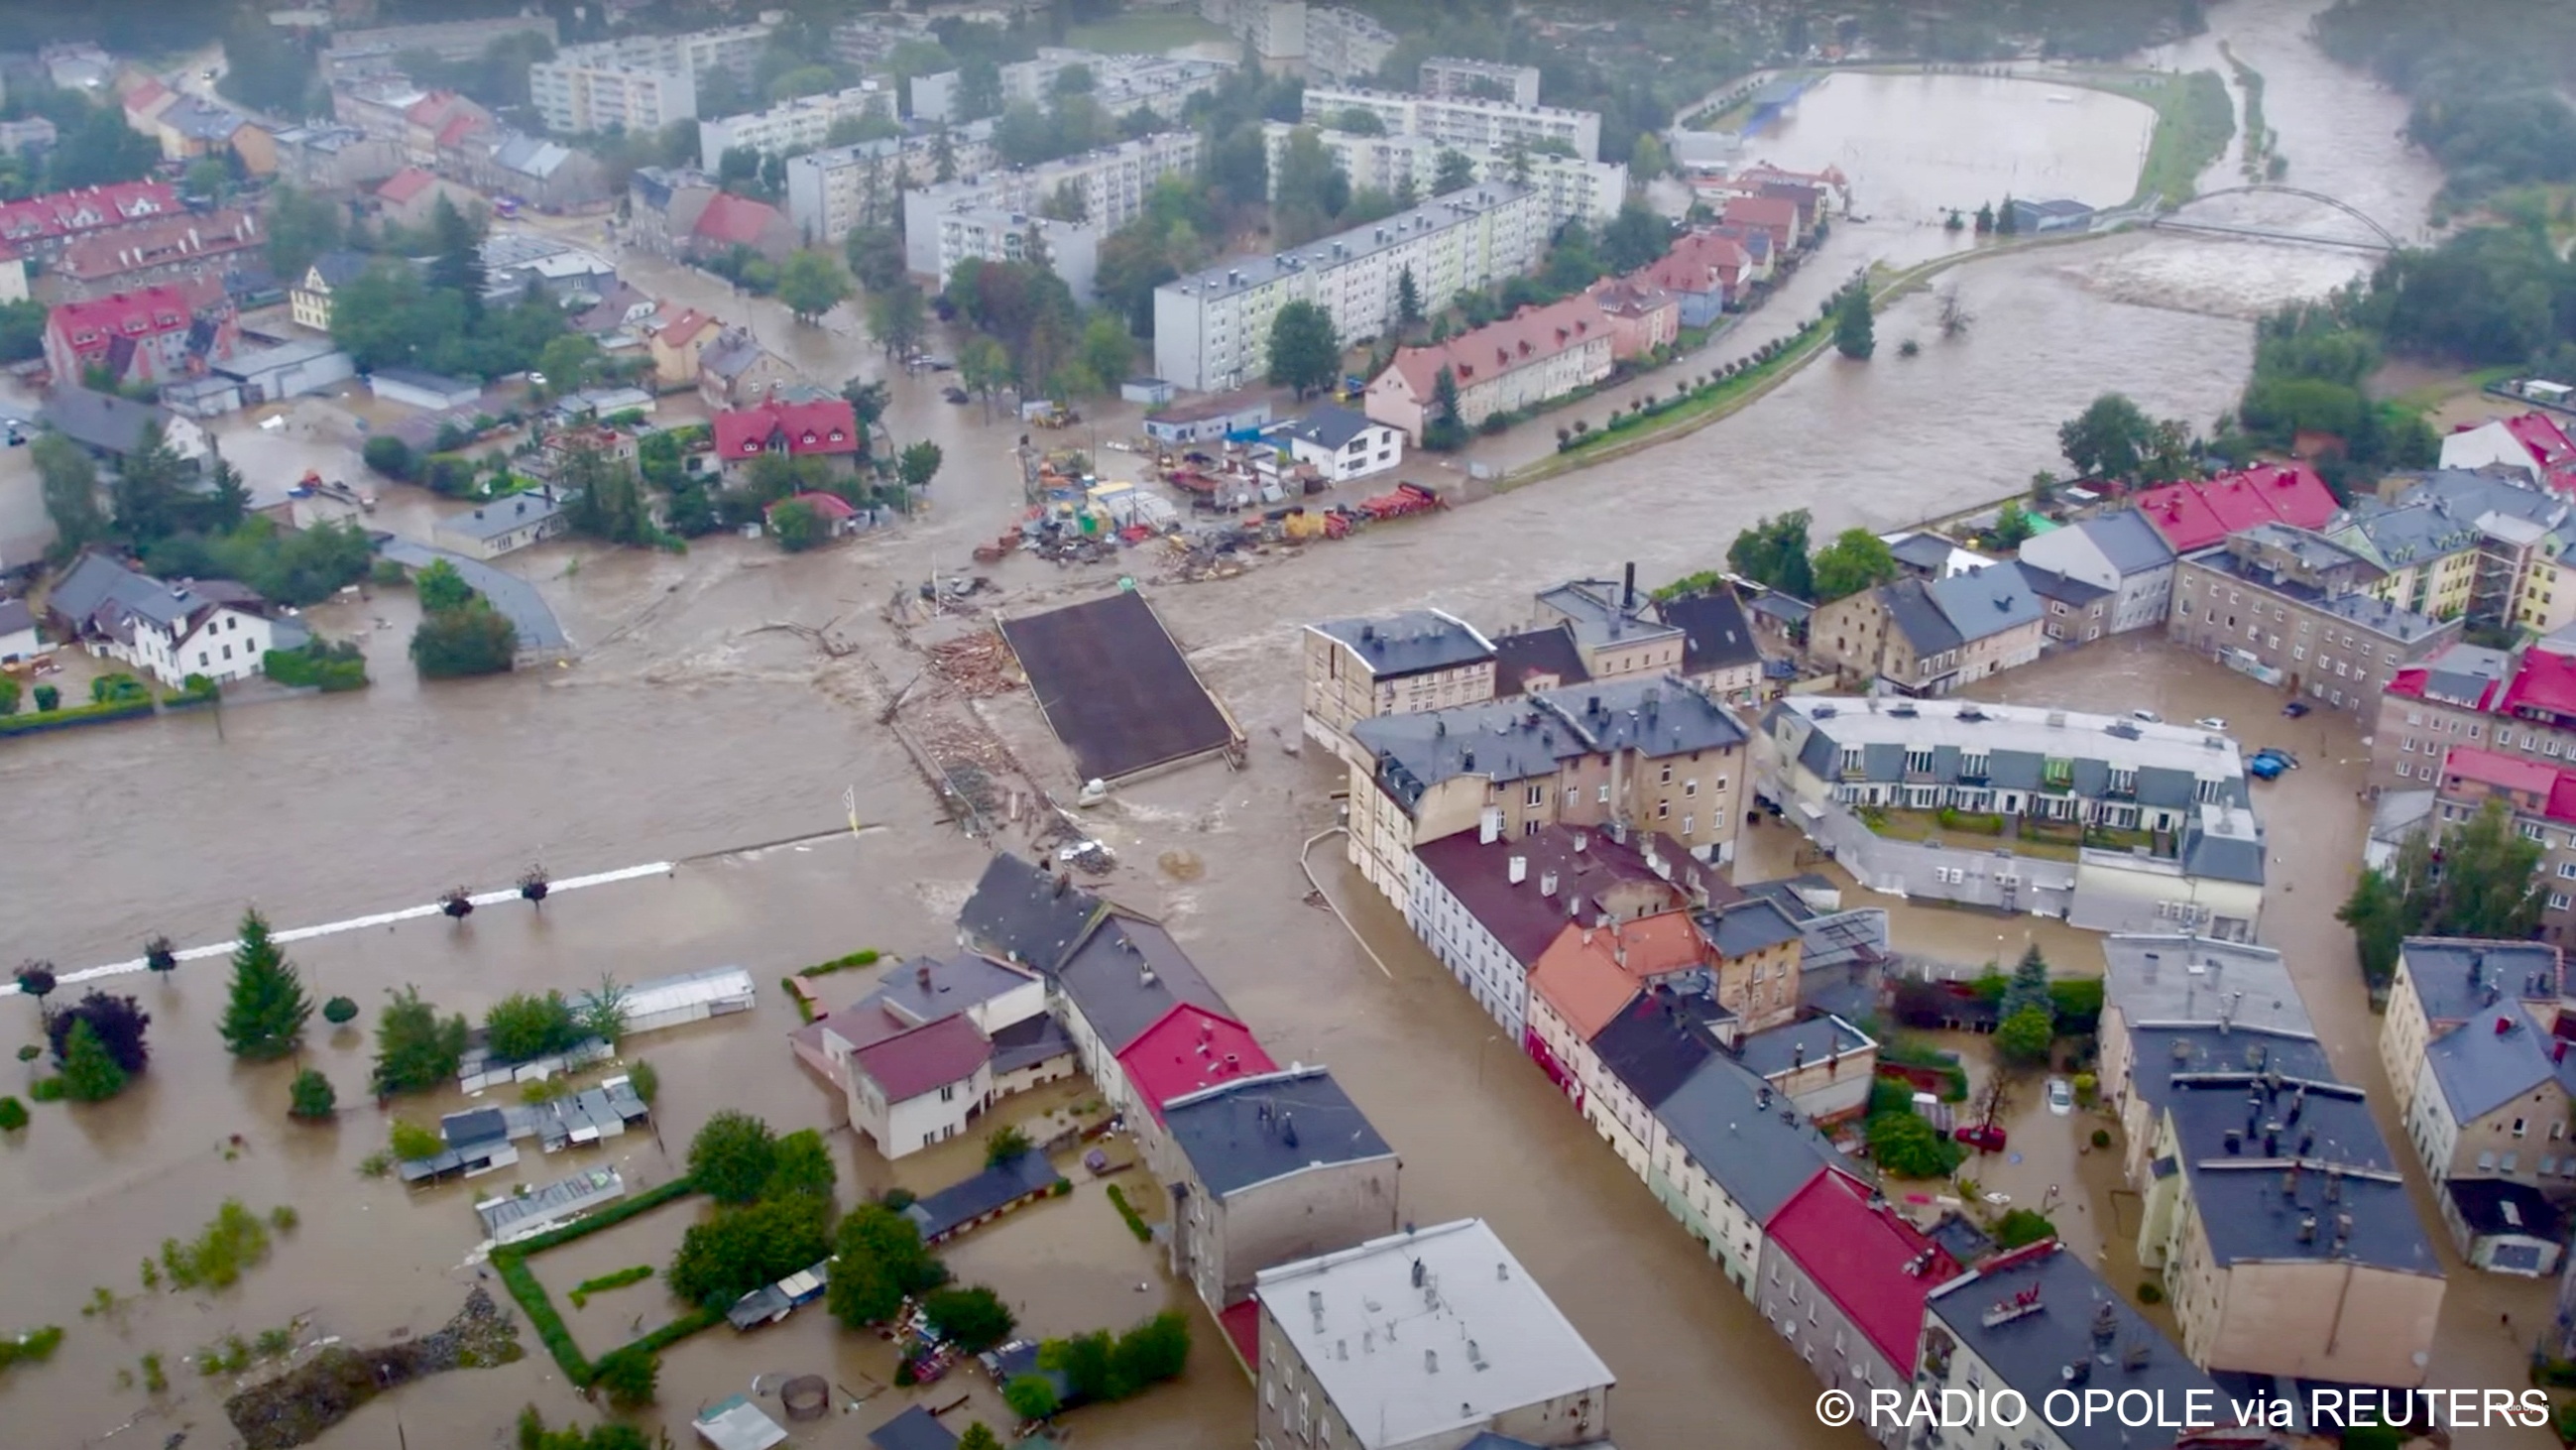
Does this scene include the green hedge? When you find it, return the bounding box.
[511,1176,696,1255]
[492,1247,587,1382]
[0,697,156,737]
[1106,1183,1151,1243]
[797,950,881,977]
[488,1176,702,1385]
[265,640,370,692]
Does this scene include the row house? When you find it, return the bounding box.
[2014,508,2176,636]
[450,132,613,212]
[49,209,262,302]
[2373,467,2576,637]
[1719,193,1803,254]
[1160,1066,1398,1316]
[0,181,181,266]
[376,167,478,230]
[44,551,285,687]
[270,124,405,191]
[2401,999,2575,1273]
[2131,463,2341,555]
[1497,575,1776,705]
[1583,277,1678,360]
[2418,749,2576,944]
[2439,411,2576,493]
[2098,934,2317,1187]
[1299,608,1495,765]
[1757,1168,1957,1442]
[1346,672,1751,906]
[1365,292,1613,441]
[2373,632,2576,792]
[1809,563,2045,697]
[44,282,236,388]
[2168,523,2459,715]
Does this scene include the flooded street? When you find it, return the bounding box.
[0,2,2519,1446]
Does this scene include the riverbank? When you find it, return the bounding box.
[2056,67,2235,208]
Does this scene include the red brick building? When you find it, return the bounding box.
[44,282,237,387]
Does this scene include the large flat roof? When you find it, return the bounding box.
[1158,182,1532,304]
[1000,589,1238,783]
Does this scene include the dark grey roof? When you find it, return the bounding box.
[1163,1066,1394,1197]
[957,852,1103,972]
[1733,1013,1871,1080]
[2083,510,2175,573]
[44,386,173,456]
[2416,643,2511,707]
[1652,1053,1842,1223]
[441,1106,510,1148]
[1924,1243,2217,1450]
[1591,989,1718,1109]
[1287,402,1382,450]
[859,951,1039,1025]
[307,248,371,288]
[1881,576,1962,656]
[373,365,481,395]
[2445,1178,2565,1242]
[438,492,561,543]
[1927,563,2044,642]
[2015,559,2111,608]
[1312,610,1492,680]
[375,538,569,653]
[990,1014,1074,1075]
[1698,897,1804,958]
[0,598,33,636]
[2125,1026,2331,1116]
[1355,675,1747,814]
[1887,533,1958,573]
[2398,938,2563,1025]
[1054,913,1230,1054]
[902,1149,1065,1243]
[2182,545,2452,646]
[1654,587,1763,676]
[867,1404,959,1450]
[2165,1077,2436,1273]
[1923,1212,1995,1268]
[2423,1011,2559,1124]
[2178,806,2266,886]
[1490,623,1589,695]
[1537,577,1684,653]
[1747,591,1814,624]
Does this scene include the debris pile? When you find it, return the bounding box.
[927,633,1019,698]
[225,1287,522,1450]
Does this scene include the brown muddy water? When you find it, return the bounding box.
[4,2,2528,1446]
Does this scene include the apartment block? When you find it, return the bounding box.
[1809,565,2046,697]
[697,84,893,169]
[780,125,998,247]
[2421,748,2576,945]
[529,24,772,134]
[1420,58,1542,105]
[1757,1168,1957,1441]
[1154,182,1542,393]
[1367,293,1613,440]
[1303,8,1398,83]
[914,203,1103,304]
[2169,524,2460,715]
[2013,509,2176,636]
[322,14,558,80]
[1203,0,1306,67]
[1261,120,1625,229]
[899,132,1203,278]
[1301,609,1496,766]
[1303,83,1603,162]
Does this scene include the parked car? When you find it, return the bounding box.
[2248,747,2298,781]
[1954,1122,2008,1152]
[2046,1077,2074,1115]
[942,386,971,405]
[2194,717,2226,731]
[2130,709,2162,723]
[2283,700,2311,718]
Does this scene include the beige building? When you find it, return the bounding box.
[1261,120,1627,228]
[2371,633,2576,794]
[1162,1067,1400,1313]
[1301,609,1496,766]
[1302,83,1603,161]
[2168,523,2460,715]
[1810,566,2046,697]
[2380,937,2562,1116]
[1252,1219,1614,1450]
[1366,293,1613,441]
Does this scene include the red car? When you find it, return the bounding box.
[1954,1123,2008,1152]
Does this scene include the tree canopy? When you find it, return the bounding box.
[1727,511,1815,602]
[1266,301,1341,399]
[218,909,311,1061]
[689,1111,780,1206]
[2056,393,2196,485]
[1810,529,1899,602]
[2340,797,2545,987]
[373,986,471,1096]
[826,1202,948,1327]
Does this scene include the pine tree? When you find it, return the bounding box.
[218,909,311,1061]
[59,1018,129,1102]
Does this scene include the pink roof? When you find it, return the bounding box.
[653,307,721,345]
[1639,230,1749,297]
[377,167,436,203]
[714,398,861,460]
[693,191,785,248]
[1115,1004,1277,1122]
[0,181,179,246]
[2132,463,2337,552]
[849,1012,992,1103]
[1721,193,1800,232]
[768,489,857,521]
[57,208,260,281]
[2505,413,2576,470]
[48,284,208,352]
[121,78,170,111]
[2498,642,2576,723]
[2438,745,2559,796]
[437,113,485,150]
[1764,1168,1956,1375]
[1385,293,1611,399]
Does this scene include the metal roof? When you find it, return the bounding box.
[2102,934,2309,1035]
[1650,1053,1840,1224]
[1163,1065,1393,1197]
[2397,938,2563,1026]
[1288,403,1385,451]
[1926,563,2044,642]
[957,851,1104,972]
[438,492,562,543]
[2423,1010,2561,1125]
[1053,913,1231,1055]
[2080,510,2176,573]
[1355,675,1748,814]
[1311,609,1495,680]
[375,538,570,654]
[2163,1076,2434,1272]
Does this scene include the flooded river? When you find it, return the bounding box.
[0,2,2506,1446]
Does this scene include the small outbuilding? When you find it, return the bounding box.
[371,367,483,412]
[693,1394,789,1450]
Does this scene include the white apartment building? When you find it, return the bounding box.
[916,203,1103,304]
[1260,121,1625,226]
[1304,8,1398,83]
[1202,0,1305,66]
[1153,181,1542,392]
[697,83,894,169]
[898,131,1202,277]
[781,124,997,247]
[1419,57,1542,105]
[529,24,772,135]
[914,49,1232,123]
[1303,83,1602,162]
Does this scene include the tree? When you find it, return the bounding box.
[827,1204,947,1328]
[1832,286,1876,360]
[33,432,108,554]
[411,602,517,678]
[866,279,926,359]
[767,1128,838,1203]
[1866,1110,1963,1178]
[534,334,601,399]
[414,558,475,614]
[768,499,821,551]
[668,1194,833,1306]
[58,1019,128,1103]
[574,975,629,1046]
[958,1425,1004,1450]
[218,909,310,1061]
[14,962,56,1015]
[47,991,149,1075]
[1727,511,1816,601]
[1602,200,1671,274]
[1992,1208,2055,1249]
[959,336,1013,413]
[484,991,583,1062]
[778,250,854,323]
[1999,945,2052,1022]
[1396,266,1422,326]
[690,1111,779,1206]
[1003,1374,1060,1421]
[1040,1331,1120,1402]
[372,986,470,1096]
[427,195,486,314]
[2342,798,2545,986]
[1996,1005,2055,1066]
[1988,500,2036,548]
[1078,313,1131,393]
[0,1098,25,1132]
[1432,148,1477,195]
[265,184,343,285]
[0,300,47,364]
[1422,366,1468,451]
[1810,528,1899,602]
[1266,301,1341,400]
[592,1348,658,1410]
[288,1068,337,1120]
[2056,393,2165,483]
[898,441,945,493]
[926,1285,1017,1352]
[985,1123,1033,1167]
[844,226,908,294]
[1112,1311,1191,1388]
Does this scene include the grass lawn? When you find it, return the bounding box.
[2059,68,2235,209]
[1067,13,1232,53]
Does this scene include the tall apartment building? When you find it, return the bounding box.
[1419,57,1542,105]
[1303,83,1603,162]
[528,24,772,135]
[2168,523,2461,716]
[2372,631,2576,792]
[780,124,997,247]
[1202,0,1306,67]
[898,131,1202,277]
[1260,121,1625,226]
[913,49,1231,124]
[697,84,894,169]
[1304,8,1398,83]
[1153,182,1542,393]
[912,203,1102,304]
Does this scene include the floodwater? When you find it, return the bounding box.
[0,2,2515,1447]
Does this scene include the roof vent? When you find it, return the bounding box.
[1424,1350,1438,1375]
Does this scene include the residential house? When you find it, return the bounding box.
[291,249,372,332]
[1162,1066,1399,1313]
[1885,532,1998,581]
[788,952,1067,1160]
[452,132,612,211]
[955,851,1108,981]
[687,190,797,266]
[119,77,177,139]
[1282,404,1405,485]
[2372,632,2576,793]
[2015,509,2176,635]
[2168,523,2460,713]
[2363,467,2576,637]
[2131,463,2341,554]
[2420,748,2576,942]
[1410,822,1704,1042]
[644,307,725,392]
[1487,623,1592,697]
[49,208,263,302]
[433,494,568,560]
[270,124,405,191]
[2132,1069,2444,1386]
[1119,1004,1275,1157]
[1654,586,1770,705]
[1366,293,1614,442]
[43,551,284,686]
[1524,905,1804,1116]
[1049,909,1236,1121]
[42,385,208,470]
[766,490,863,540]
[0,182,179,269]
[376,166,476,229]
[1635,230,1753,327]
[1347,673,1751,904]
[2380,937,2563,1117]
[43,282,234,387]
[696,329,800,411]
[633,169,729,258]
[1760,695,2266,937]
[2439,413,2576,493]
[2098,934,2315,1184]
[1756,1169,1956,1440]
[2401,1004,2576,1271]
[1809,564,2044,696]
[1526,575,1686,681]
[1719,193,1802,253]
[1585,276,1678,360]
[0,598,40,661]
[2016,560,2113,651]
[1251,1220,1614,1450]
[2330,494,2485,623]
[1645,1052,1843,1295]
[1917,1240,2224,1450]
[711,397,862,484]
[1300,609,1496,766]
[2446,1178,2566,1277]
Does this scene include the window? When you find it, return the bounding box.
[1682,814,1694,836]
[2553,893,2571,912]
[1656,801,1670,820]
[1597,784,1610,803]
[940,1084,956,1103]
[2503,1151,2520,1172]
[1684,779,1698,797]
[2514,1118,2529,1138]
[1660,764,1673,785]
[1525,784,1545,807]
[2478,1150,2498,1170]
[1905,748,1933,774]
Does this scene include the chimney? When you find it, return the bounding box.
[1508,855,1528,885]
[915,961,931,992]
[1623,562,1636,611]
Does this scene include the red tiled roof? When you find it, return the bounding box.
[767,489,857,521]
[0,181,179,246]
[1764,1168,1956,1376]
[57,208,260,281]
[1115,1004,1276,1121]
[1638,230,1749,297]
[121,78,170,112]
[715,398,861,461]
[693,190,784,248]
[850,1012,992,1103]
[2438,745,2560,797]
[48,284,209,355]
[1384,293,1610,399]
[2505,412,2576,470]
[2498,642,2576,723]
[1529,910,1711,1042]
[2133,464,2337,552]
[1721,193,1800,231]
[377,167,436,203]
[653,307,720,345]
[437,113,485,150]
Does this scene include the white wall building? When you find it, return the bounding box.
[1154,181,1542,393]
[1303,83,1603,162]
[781,125,997,247]
[1202,0,1306,66]
[1419,58,1542,105]
[910,202,1102,303]
[899,131,1202,277]
[43,553,280,687]
[529,24,772,134]
[915,49,1232,124]
[2014,509,2178,635]
[697,83,894,169]
[1282,403,1405,482]
[1261,121,1626,226]
[1304,7,1398,83]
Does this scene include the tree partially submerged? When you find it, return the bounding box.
[217,909,310,1061]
